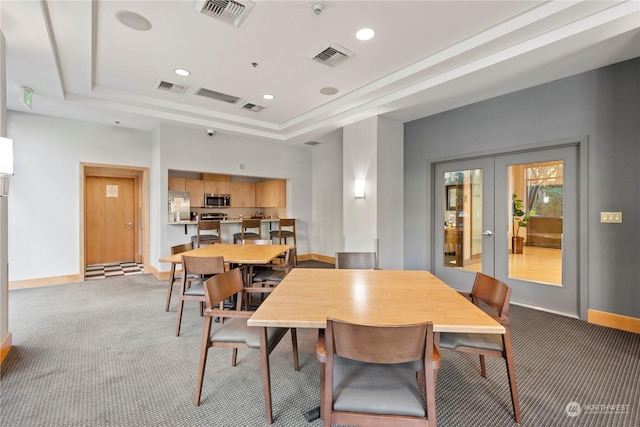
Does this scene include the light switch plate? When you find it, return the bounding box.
[600,212,622,223]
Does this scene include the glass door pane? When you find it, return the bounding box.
[508,161,563,285]
[442,169,484,272]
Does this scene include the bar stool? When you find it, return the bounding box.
[270,218,297,264]
[270,218,296,246]
[191,219,221,247]
[233,218,262,243]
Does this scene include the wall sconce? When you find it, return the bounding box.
[354,179,365,198]
[0,137,14,175]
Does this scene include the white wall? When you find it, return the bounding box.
[343,118,378,251]
[6,112,152,281]
[377,116,404,269]
[311,129,343,257]
[342,116,404,268]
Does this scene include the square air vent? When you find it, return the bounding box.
[311,42,355,67]
[195,87,242,104]
[241,102,265,112]
[156,80,188,94]
[197,0,256,27]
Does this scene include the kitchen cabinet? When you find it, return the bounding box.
[204,180,231,195]
[168,177,186,191]
[185,179,205,207]
[230,182,255,207]
[256,179,286,207]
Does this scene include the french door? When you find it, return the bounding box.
[434,146,579,317]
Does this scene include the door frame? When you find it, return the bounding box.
[80,163,149,277]
[427,136,589,319]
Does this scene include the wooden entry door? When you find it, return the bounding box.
[85,176,136,265]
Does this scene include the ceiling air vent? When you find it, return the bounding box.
[311,42,355,67]
[241,102,265,112]
[195,87,242,104]
[156,80,188,94]
[197,0,256,27]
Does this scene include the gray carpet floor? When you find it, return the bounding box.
[1,269,638,427]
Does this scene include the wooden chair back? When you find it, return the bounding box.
[471,272,511,318]
[203,267,245,310]
[328,318,431,365]
[241,218,261,231]
[335,251,377,269]
[171,242,193,255]
[181,255,225,277]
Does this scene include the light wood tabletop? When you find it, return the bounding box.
[247,268,505,334]
[159,244,291,265]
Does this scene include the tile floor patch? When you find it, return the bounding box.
[85,262,144,280]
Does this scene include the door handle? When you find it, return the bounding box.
[481,230,493,236]
[126,222,134,229]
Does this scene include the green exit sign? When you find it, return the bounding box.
[22,87,32,109]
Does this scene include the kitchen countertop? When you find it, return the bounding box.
[168,218,280,225]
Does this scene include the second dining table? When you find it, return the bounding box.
[159,243,291,289]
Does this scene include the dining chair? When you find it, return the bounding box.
[246,247,296,309]
[191,219,221,247]
[438,272,521,423]
[233,218,262,243]
[194,267,299,425]
[314,250,379,419]
[321,318,440,427]
[175,255,225,337]
[165,242,198,312]
[241,239,272,245]
[334,251,377,269]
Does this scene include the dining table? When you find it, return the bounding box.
[247,268,505,333]
[159,243,291,286]
[247,267,505,422]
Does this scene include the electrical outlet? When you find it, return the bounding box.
[600,212,622,223]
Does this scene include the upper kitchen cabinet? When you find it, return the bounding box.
[185,179,205,208]
[168,177,186,191]
[203,174,231,194]
[230,182,255,207]
[204,180,231,195]
[256,179,286,207]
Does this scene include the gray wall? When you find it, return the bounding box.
[404,57,640,318]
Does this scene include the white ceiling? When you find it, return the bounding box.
[2,0,639,144]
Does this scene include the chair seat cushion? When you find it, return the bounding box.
[174,271,199,281]
[439,332,503,352]
[183,282,205,296]
[233,232,259,239]
[332,355,425,417]
[211,318,287,348]
[269,230,294,237]
[191,235,219,243]
[252,269,285,283]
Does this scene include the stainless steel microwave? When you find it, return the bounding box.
[204,194,231,208]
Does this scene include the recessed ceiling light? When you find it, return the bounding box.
[174,68,190,77]
[356,28,375,41]
[320,87,339,95]
[262,94,275,100]
[116,10,152,31]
